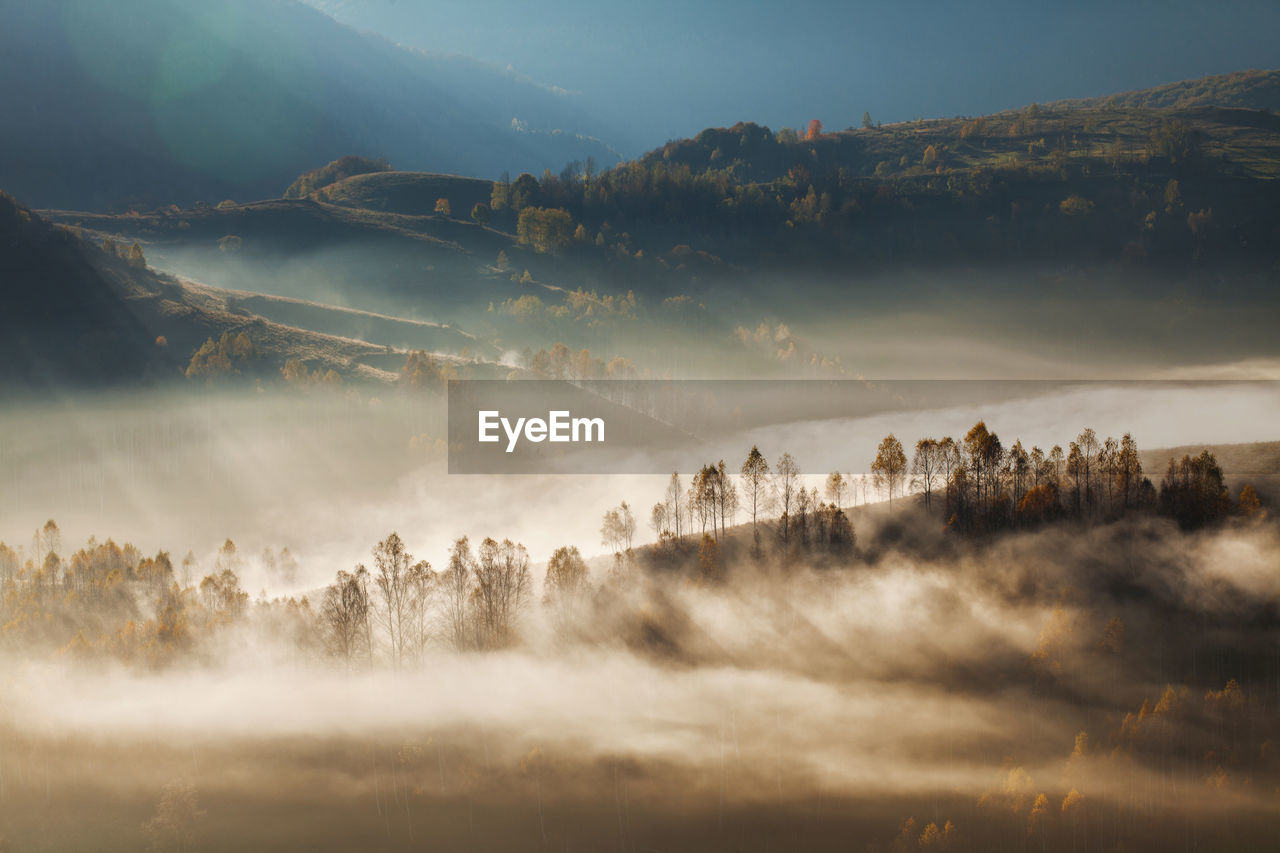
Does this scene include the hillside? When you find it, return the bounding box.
[1143,440,1280,504]
[330,100,1280,290]
[62,96,1280,285]
[0,192,175,385]
[0,0,620,212]
[0,192,496,387]
[50,71,1280,287]
[43,197,523,317]
[314,171,497,219]
[32,72,1280,382]
[1047,69,1280,112]
[178,282,500,362]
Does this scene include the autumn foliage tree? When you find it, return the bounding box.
[185,331,258,381]
[321,567,371,669]
[872,434,908,509]
[774,452,799,541]
[516,206,574,254]
[544,546,589,637]
[472,537,532,649]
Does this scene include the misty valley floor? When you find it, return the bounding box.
[3,512,1280,852]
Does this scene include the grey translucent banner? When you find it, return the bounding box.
[447,379,1280,474]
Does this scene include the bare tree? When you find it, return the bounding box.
[718,461,738,535]
[601,508,624,554]
[1008,440,1030,506]
[618,501,636,550]
[544,545,590,637]
[741,446,770,543]
[403,560,437,664]
[774,452,799,540]
[689,466,718,538]
[321,568,370,670]
[1048,445,1065,490]
[824,471,847,511]
[650,502,669,541]
[794,486,813,545]
[473,538,532,649]
[910,439,942,510]
[371,532,421,670]
[441,537,475,651]
[1030,445,1046,487]
[664,473,685,539]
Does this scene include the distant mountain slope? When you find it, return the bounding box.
[1047,69,1280,112]
[0,191,497,387]
[0,0,619,212]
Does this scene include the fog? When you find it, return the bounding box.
[3,381,1275,593]
[3,503,1278,849]
[2,371,1278,849]
[100,229,1280,384]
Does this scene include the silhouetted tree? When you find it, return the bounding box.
[872,434,908,509]
[741,446,770,544]
[911,439,943,510]
[1159,450,1231,529]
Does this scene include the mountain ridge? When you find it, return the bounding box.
[0,0,621,212]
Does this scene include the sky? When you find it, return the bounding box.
[305,0,1280,155]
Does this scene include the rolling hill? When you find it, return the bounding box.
[0,0,620,212]
[28,71,1280,383]
[49,71,1280,290]
[0,191,498,388]
[1047,69,1280,112]
[314,171,497,220]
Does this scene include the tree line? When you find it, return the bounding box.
[0,423,1262,670]
[471,108,1278,278]
[866,421,1257,532]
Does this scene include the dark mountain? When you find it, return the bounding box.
[0,191,170,384]
[301,1,1280,155]
[0,0,620,212]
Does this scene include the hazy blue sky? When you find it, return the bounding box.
[306,0,1280,155]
